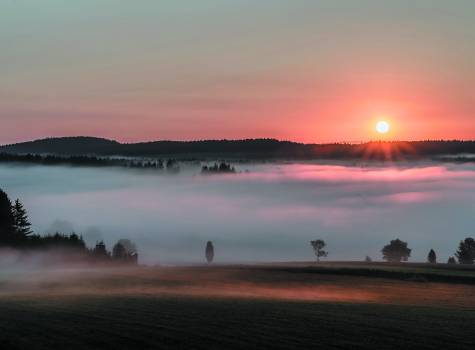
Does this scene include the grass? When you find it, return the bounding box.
[257,261,475,284]
[0,263,474,349]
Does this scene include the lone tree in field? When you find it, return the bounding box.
[310,239,328,263]
[12,199,33,238]
[381,239,411,262]
[447,257,456,264]
[205,241,214,263]
[427,249,437,264]
[365,256,372,263]
[455,237,475,264]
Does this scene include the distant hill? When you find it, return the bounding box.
[1,136,475,160]
[0,137,120,155]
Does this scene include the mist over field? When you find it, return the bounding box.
[1,161,474,264]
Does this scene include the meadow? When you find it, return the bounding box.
[1,263,474,349]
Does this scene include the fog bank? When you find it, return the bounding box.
[1,161,474,263]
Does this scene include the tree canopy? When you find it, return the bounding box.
[427,249,437,264]
[310,239,328,263]
[455,238,475,264]
[381,239,411,262]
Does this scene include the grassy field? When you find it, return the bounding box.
[0,263,474,349]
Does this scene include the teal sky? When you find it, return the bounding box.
[1,1,474,143]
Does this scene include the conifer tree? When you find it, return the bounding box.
[0,189,16,244]
[206,241,214,263]
[12,199,33,238]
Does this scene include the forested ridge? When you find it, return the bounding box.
[1,137,475,159]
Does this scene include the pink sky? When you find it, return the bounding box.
[1,1,474,144]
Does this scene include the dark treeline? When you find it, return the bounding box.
[0,153,181,172]
[201,162,236,174]
[2,136,475,160]
[0,188,138,265]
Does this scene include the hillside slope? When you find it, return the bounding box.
[1,137,475,159]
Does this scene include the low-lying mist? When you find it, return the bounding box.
[1,264,474,309]
[1,161,474,264]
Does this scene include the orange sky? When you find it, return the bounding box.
[1,1,474,144]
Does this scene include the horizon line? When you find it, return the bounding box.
[2,135,475,147]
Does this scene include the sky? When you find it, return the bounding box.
[1,0,475,144]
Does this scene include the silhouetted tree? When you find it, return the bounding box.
[206,241,214,263]
[166,159,180,173]
[447,257,456,264]
[117,239,137,255]
[365,256,372,263]
[67,233,86,248]
[310,239,328,262]
[427,249,437,264]
[93,241,110,260]
[455,237,475,264]
[202,162,236,174]
[27,232,86,250]
[12,199,33,238]
[0,189,16,245]
[112,239,138,264]
[112,242,127,260]
[381,239,411,262]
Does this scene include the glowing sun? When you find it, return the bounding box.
[376,120,390,134]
